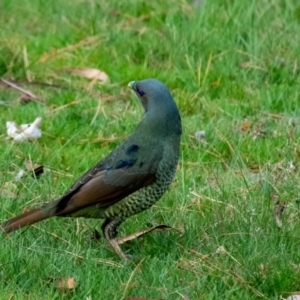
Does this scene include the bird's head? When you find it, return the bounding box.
[128,78,175,113]
[128,78,181,136]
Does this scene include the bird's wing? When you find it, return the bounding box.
[53,143,163,216]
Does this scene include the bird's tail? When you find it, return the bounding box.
[1,208,50,233]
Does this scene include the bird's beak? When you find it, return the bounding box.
[128,81,135,90]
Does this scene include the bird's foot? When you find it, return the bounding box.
[108,238,133,261]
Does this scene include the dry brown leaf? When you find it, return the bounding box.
[241,122,251,131]
[24,160,40,171]
[64,68,109,83]
[117,225,174,245]
[0,78,42,103]
[240,61,251,68]
[264,113,282,120]
[250,164,260,171]
[19,93,37,104]
[2,182,17,199]
[57,277,76,291]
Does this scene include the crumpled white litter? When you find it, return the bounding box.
[284,295,300,300]
[14,170,26,181]
[194,130,208,147]
[6,117,42,142]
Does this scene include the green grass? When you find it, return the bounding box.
[1,0,300,298]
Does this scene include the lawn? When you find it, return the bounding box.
[1,0,300,299]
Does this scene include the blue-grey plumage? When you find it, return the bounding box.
[2,78,182,260]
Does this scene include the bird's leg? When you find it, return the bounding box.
[102,219,129,260]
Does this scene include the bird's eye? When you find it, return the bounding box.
[136,88,145,97]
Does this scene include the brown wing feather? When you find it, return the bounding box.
[54,167,156,216]
[54,141,163,216]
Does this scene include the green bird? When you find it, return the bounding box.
[1,78,182,260]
